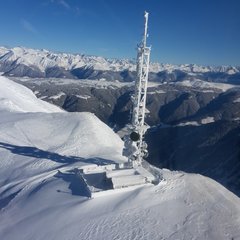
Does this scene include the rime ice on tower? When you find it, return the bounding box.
[72,12,156,197]
[123,11,151,167]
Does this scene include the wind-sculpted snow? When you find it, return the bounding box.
[1,166,240,240]
[0,77,240,240]
[0,76,63,113]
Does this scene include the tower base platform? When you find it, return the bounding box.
[75,163,156,198]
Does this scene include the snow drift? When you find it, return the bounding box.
[0,76,62,113]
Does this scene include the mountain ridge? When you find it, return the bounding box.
[0,46,239,81]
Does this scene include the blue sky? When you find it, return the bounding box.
[0,0,239,65]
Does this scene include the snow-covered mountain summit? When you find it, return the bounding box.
[0,46,136,72]
[0,76,240,240]
[0,46,239,80]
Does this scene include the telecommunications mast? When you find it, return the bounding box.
[123,11,151,167]
[71,11,155,195]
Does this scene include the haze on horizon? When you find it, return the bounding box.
[0,0,239,66]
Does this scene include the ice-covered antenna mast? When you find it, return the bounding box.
[123,11,151,167]
[143,11,149,47]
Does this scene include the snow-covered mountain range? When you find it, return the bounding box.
[0,46,239,81]
[1,76,240,240]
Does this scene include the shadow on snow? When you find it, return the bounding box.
[0,141,115,165]
[54,169,92,198]
[0,141,116,200]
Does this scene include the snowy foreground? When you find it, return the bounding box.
[0,76,240,240]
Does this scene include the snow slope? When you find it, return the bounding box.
[175,79,235,92]
[0,77,240,240]
[0,76,63,113]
